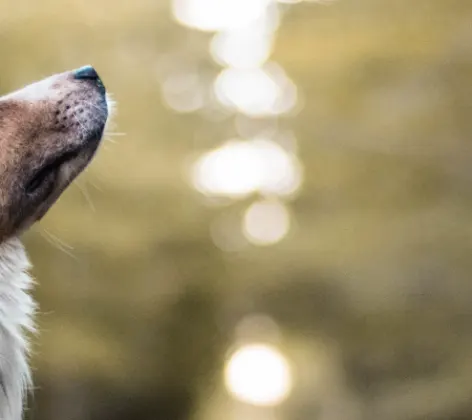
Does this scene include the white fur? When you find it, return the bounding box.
[0,75,114,420]
[0,238,35,420]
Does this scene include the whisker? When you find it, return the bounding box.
[87,179,103,193]
[80,99,109,116]
[40,229,78,260]
[72,110,88,139]
[75,180,96,212]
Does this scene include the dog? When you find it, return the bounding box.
[0,66,111,420]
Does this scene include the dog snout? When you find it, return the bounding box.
[73,65,106,95]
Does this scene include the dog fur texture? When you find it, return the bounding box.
[0,67,110,420]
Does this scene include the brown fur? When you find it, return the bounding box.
[0,68,108,241]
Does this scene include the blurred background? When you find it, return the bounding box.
[2,0,472,419]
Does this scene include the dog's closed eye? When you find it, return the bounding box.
[25,149,80,195]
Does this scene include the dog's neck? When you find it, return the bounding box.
[0,238,35,420]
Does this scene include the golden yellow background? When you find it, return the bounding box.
[1,0,472,419]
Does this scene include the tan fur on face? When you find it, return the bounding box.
[0,69,108,240]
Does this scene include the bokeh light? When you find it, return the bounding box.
[243,200,291,245]
[172,0,273,32]
[224,344,292,406]
[235,314,281,342]
[172,0,302,248]
[210,26,273,70]
[191,139,302,198]
[3,1,468,419]
[214,66,297,116]
[161,71,205,113]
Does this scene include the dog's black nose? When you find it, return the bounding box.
[74,65,106,94]
[74,65,99,80]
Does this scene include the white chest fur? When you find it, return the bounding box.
[0,238,35,420]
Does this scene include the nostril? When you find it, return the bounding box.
[74,65,99,81]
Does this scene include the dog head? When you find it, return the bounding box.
[0,66,110,240]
